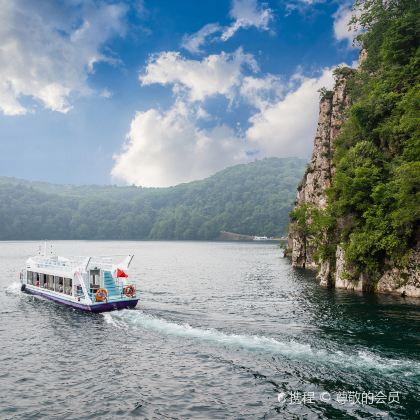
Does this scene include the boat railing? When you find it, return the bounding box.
[35,262,74,272]
[32,256,86,272]
[31,255,131,273]
[74,282,137,302]
[73,255,128,270]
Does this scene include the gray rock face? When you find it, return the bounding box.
[288,72,351,270]
[376,249,420,297]
[317,260,331,287]
[334,245,346,288]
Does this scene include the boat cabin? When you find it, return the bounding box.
[26,271,73,295]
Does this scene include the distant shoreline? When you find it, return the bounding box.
[0,238,287,243]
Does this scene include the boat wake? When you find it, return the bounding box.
[103,309,420,378]
[5,281,22,295]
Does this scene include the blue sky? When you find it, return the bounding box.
[0,0,359,186]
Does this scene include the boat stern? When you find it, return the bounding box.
[89,298,139,313]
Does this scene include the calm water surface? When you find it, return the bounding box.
[0,241,419,419]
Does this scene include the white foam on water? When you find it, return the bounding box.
[103,313,117,327]
[5,281,22,295]
[103,312,129,330]
[104,310,420,377]
[6,282,43,302]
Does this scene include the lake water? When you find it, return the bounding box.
[0,241,419,419]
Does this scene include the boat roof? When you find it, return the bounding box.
[26,254,133,273]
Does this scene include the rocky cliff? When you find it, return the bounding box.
[286,52,420,298]
[286,67,353,270]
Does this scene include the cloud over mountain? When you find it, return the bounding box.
[247,69,334,157]
[111,101,247,187]
[113,47,336,187]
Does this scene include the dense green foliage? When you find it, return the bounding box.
[311,0,420,280]
[0,158,305,240]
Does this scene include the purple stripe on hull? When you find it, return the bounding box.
[24,287,138,313]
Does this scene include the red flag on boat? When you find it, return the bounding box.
[116,268,128,278]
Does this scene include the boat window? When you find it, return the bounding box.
[64,278,72,295]
[53,276,59,292]
[48,275,54,290]
[27,271,32,284]
[58,277,64,293]
[40,273,47,288]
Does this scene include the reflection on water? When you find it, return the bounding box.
[0,241,419,419]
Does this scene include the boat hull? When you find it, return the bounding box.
[23,287,138,313]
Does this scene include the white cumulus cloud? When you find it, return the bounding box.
[181,0,273,54]
[140,49,258,102]
[113,63,338,186]
[333,4,360,46]
[222,0,273,41]
[246,69,335,158]
[285,0,325,14]
[111,101,248,187]
[240,75,285,110]
[181,23,222,54]
[0,0,127,116]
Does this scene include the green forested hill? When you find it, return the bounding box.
[0,157,305,240]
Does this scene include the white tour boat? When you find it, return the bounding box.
[20,246,139,313]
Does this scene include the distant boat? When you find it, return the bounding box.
[253,236,269,241]
[20,244,138,313]
[253,236,278,241]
